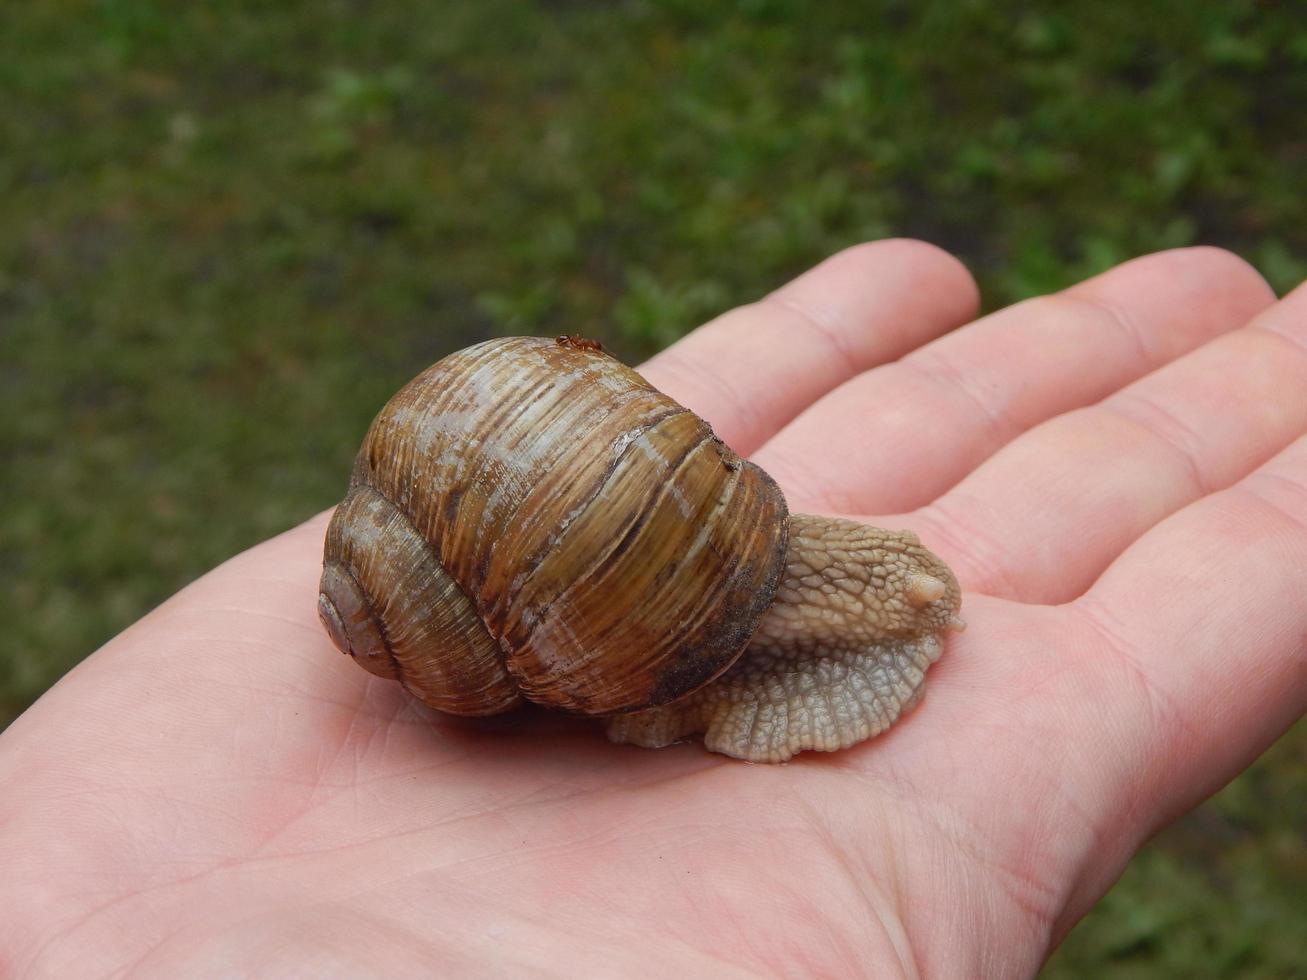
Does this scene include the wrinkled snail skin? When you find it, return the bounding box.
[605,514,964,763]
[318,336,965,763]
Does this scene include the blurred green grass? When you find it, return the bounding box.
[1,1,1304,974]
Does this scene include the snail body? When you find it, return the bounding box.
[319,336,963,762]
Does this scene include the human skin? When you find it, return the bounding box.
[1,241,1305,978]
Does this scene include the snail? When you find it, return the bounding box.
[317,335,965,762]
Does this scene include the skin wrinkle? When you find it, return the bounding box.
[748,251,1276,525]
[1067,597,1201,855]
[236,907,457,979]
[127,631,323,670]
[629,914,773,980]
[180,606,333,637]
[105,931,181,980]
[865,325,1307,613]
[675,855,855,977]
[1006,762,1110,935]
[1239,471,1307,537]
[313,675,378,785]
[202,678,389,870]
[1072,596,1201,754]
[874,782,994,977]
[1044,798,1125,949]
[899,353,1009,451]
[1098,395,1214,498]
[239,799,711,930]
[1053,288,1155,366]
[201,685,424,724]
[641,241,979,460]
[761,881,877,978]
[897,792,1064,977]
[21,831,258,975]
[789,791,919,980]
[384,815,871,977]
[26,791,532,975]
[908,493,1024,599]
[804,670,1088,972]
[1254,316,1307,359]
[762,292,864,378]
[118,885,469,979]
[250,750,725,864]
[653,838,757,971]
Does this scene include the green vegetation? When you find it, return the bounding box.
[2,1,1304,974]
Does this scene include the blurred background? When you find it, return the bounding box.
[2,1,1304,974]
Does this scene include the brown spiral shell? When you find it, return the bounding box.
[318,336,789,716]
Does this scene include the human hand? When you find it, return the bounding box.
[2,241,1304,978]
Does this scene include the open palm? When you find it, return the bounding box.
[3,242,1305,979]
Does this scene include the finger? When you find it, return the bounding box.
[1070,427,1307,843]
[905,278,1307,601]
[753,248,1275,513]
[638,239,978,456]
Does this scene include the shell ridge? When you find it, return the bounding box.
[357,482,516,683]
[470,387,683,583]
[512,423,716,657]
[326,336,793,719]
[489,404,695,621]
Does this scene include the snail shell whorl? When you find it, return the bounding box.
[320,487,519,713]
[319,336,789,716]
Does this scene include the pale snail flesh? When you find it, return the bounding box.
[317,336,965,763]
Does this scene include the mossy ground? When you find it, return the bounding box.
[2,2,1304,974]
